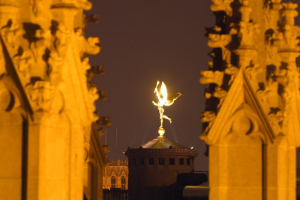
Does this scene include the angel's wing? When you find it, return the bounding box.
[166,92,182,106]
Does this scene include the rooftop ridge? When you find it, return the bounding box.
[139,136,189,149]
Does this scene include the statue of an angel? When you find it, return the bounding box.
[152,80,182,136]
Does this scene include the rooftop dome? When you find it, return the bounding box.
[140,136,189,149]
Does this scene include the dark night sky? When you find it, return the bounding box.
[86,0,300,171]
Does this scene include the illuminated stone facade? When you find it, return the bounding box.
[0,0,110,200]
[103,160,129,190]
[125,136,198,200]
[200,0,300,200]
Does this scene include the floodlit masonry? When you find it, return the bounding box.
[200,0,300,200]
[0,1,110,200]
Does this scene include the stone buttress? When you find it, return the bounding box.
[0,0,109,200]
[200,0,300,200]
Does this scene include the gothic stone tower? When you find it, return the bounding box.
[0,0,108,200]
[200,0,300,200]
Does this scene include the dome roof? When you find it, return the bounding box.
[141,136,189,149]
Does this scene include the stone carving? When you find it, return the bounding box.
[30,0,45,17]
[26,26,51,56]
[257,89,270,104]
[26,81,54,112]
[201,111,216,123]
[75,28,101,57]
[245,63,262,81]
[201,111,216,132]
[85,37,101,54]
[279,3,300,51]
[239,22,260,47]
[82,57,91,70]
[97,127,105,137]
[283,87,292,104]
[265,1,283,28]
[208,34,231,63]
[88,86,99,102]
[208,34,231,49]
[239,0,252,23]
[264,79,284,108]
[225,65,239,85]
[84,14,99,25]
[83,14,99,32]
[86,86,100,121]
[49,90,64,114]
[266,33,282,65]
[88,82,96,88]
[98,90,107,101]
[87,66,105,88]
[208,61,214,69]
[282,2,298,26]
[97,116,112,126]
[1,20,20,49]
[268,109,284,134]
[211,0,234,16]
[46,23,70,84]
[205,87,212,99]
[74,0,92,10]
[89,66,105,76]
[53,23,70,57]
[224,65,239,76]
[274,69,288,86]
[213,87,227,107]
[48,51,63,83]
[200,70,224,86]
[14,50,34,81]
[282,25,300,49]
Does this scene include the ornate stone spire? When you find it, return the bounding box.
[200,0,300,199]
[0,0,109,199]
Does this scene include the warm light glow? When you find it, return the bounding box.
[152,80,182,137]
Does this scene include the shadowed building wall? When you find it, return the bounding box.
[125,136,198,200]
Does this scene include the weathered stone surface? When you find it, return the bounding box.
[0,1,109,200]
[201,0,300,199]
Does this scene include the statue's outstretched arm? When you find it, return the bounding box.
[152,101,158,106]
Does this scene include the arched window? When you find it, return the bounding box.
[121,176,126,190]
[111,176,116,188]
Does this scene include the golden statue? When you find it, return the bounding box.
[152,81,182,137]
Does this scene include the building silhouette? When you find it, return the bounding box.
[125,135,198,200]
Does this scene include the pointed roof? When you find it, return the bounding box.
[141,136,189,149]
[200,69,275,145]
